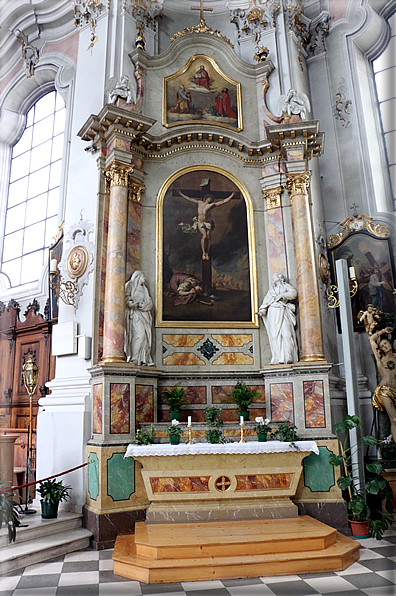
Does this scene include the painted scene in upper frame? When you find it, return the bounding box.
[159,169,255,325]
[164,55,241,131]
[330,232,396,330]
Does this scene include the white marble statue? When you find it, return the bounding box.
[125,271,154,366]
[278,89,310,119]
[258,273,298,365]
[106,75,136,105]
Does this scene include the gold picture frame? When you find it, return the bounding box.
[163,54,243,132]
[156,165,258,328]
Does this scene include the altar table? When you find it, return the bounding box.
[125,441,319,523]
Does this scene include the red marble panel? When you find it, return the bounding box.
[126,200,141,281]
[93,384,102,434]
[212,385,265,404]
[110,383,130,434]
[221,409,239,422]
[304,380,325,428]
[185,386,207,404]
[270,383,294,422]
[135,385,153,429]
[183,409,206,423]
[235,473,293,491]
[151,476,210,493]
[97,195,109,362]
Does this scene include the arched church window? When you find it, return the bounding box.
[373,12,396,211]
[1,90,66,287]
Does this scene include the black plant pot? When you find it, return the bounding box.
[41,500,59,519]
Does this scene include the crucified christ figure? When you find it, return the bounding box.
[177,190,235,260]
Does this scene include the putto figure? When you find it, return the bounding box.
[258,273,298,365]
[125,271,154,366]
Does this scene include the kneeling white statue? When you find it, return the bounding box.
[125,271,154,366]
[258,273,298,365]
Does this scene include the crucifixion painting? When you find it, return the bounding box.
[158,167,257,327]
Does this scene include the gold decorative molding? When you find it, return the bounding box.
[285,172,311,197]
[66,245,89,279]
[103,161,134,187]
[170,19,233,47]
[262,186,283,209]
[328,213,390,248]
[128,182,145,203]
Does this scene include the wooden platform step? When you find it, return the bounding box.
[113,516,360,584]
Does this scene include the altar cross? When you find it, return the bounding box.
[191,0,213,21]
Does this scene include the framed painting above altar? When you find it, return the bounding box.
[163,55,242,131]
[156,166,258,328]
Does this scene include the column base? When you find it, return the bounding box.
[300,354,326,362]
[83,507,146,550]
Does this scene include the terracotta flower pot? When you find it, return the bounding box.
[350,519,370,538]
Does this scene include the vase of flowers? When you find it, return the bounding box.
[167,419,183,445]
[253,417,273,442]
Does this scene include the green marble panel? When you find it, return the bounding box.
[88,452,99,500]
[303,446,335,492]
[107,453,135,501]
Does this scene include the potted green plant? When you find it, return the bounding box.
[0,476,20,543]
[380,435,396,460]
[134,424,155,445]
[329,414,394,540]
[230,381,260,421]
[37,478,72,519]
[166,419,184,445]
[253,417,274,442]
[162,384,186,421]
[275,421,300,450]
[204,406,226,444]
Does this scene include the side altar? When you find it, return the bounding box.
[124,441,319,523]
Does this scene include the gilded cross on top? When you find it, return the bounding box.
[191,0,213,21]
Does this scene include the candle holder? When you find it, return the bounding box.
[187,422,194,445]
[239,418,246,444]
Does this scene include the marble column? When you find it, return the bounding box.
[102,161,134,363]
[262,186,287,279]
[286,172,325,361]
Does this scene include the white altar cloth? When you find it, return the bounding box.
[125,440,319,458]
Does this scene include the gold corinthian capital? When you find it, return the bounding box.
[104,161,134,187]
[129,182,145,203]
[285,172,311,197]
[262,186,283,209]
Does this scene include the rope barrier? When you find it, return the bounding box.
[0,461,90,494]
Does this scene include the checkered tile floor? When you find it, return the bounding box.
[1,529,395,596]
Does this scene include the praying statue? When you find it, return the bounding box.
[369,326,396,443]
[125,271,154,366]
[258,273,298,365]
[277,88,310,120]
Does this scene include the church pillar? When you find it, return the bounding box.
[286,172,325,362]
[102,161,134,363]
[262,185,287,279]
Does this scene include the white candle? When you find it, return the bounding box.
[240,415,244,424]
[50,259,58,274]
[349,266,356,280]
[188,416,191,426]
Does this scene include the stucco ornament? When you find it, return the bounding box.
[125,271,154,366]
[106,75,136,105]
[258,273,298,365]
[278,89,310,119]
[58,215,95,313]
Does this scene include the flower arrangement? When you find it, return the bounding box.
[166,419,183,437]
[380,435,396,460]
[253,417,273,435]
[204,406,226,444]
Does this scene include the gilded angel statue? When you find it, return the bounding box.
[278,89,310,120]
[106,75,136,105]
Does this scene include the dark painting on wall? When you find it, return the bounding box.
[156,166,258,327]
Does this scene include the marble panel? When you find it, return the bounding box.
[211,334,252,347]
[97,196,109,362]
[110,383,130,434]
[262,162,286,176]
[267,206,287,277]
[126,199,141,281]
[212,353,253,365]
[304,380,326,428]
[286,148,304,161]
[107,452,135,501]
[151,476,210,493]
[222,409,239,422]
[88,452,99,500]
[163,334,204,347]
[135,385,153,428]
[212,385,265,404]
[93,384,103,434]
[303,446,335,492]
[183,409,206,423]
[163,352,205,365]
[185,386,207,404]
[270,382,294,422]
[236,473,293,491]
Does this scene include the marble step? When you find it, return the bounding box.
[0,511,83,548]
[0,527,92,575]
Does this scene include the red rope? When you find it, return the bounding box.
[0,461,90,494]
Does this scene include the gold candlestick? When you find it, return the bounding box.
[187,423,194,445]
[239,418,246,443]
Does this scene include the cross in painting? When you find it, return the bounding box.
[174,179,241,295]
[191,0,213,22]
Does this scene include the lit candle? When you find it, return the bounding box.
[240,415,244,425]
[188,416,191,426]
[50,259,58,274]
[349,266,356,280]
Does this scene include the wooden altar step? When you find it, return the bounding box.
[113,516,360,584]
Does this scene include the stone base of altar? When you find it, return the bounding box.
[112,516,359,584]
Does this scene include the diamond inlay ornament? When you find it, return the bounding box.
[215,475,232,492]
[198,338,219,361]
